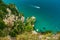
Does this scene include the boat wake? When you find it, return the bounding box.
[32,5,40,9]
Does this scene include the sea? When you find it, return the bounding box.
[3,0,60,33]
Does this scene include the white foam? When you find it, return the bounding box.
[36,29,39,31]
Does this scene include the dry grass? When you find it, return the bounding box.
[0,32,60,40]
[16,32,39,40]
[0,36,11,40]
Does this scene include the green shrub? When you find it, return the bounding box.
[0,29,8,37]
[25,17,36,32]
[9,29,17,37]
[0,18,6,30]
[9,20,25,37]
[25,23,33,32]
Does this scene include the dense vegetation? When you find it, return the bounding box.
[0,0,36,37]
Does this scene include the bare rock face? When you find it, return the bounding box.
[32,30,38,34]
[21,16,25,22]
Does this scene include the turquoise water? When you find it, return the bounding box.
[3,0,60,33]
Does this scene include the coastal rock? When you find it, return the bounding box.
[32,30,38,34]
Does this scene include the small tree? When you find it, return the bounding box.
[25,17,36,32]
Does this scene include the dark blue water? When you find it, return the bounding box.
[3,0,60,33]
